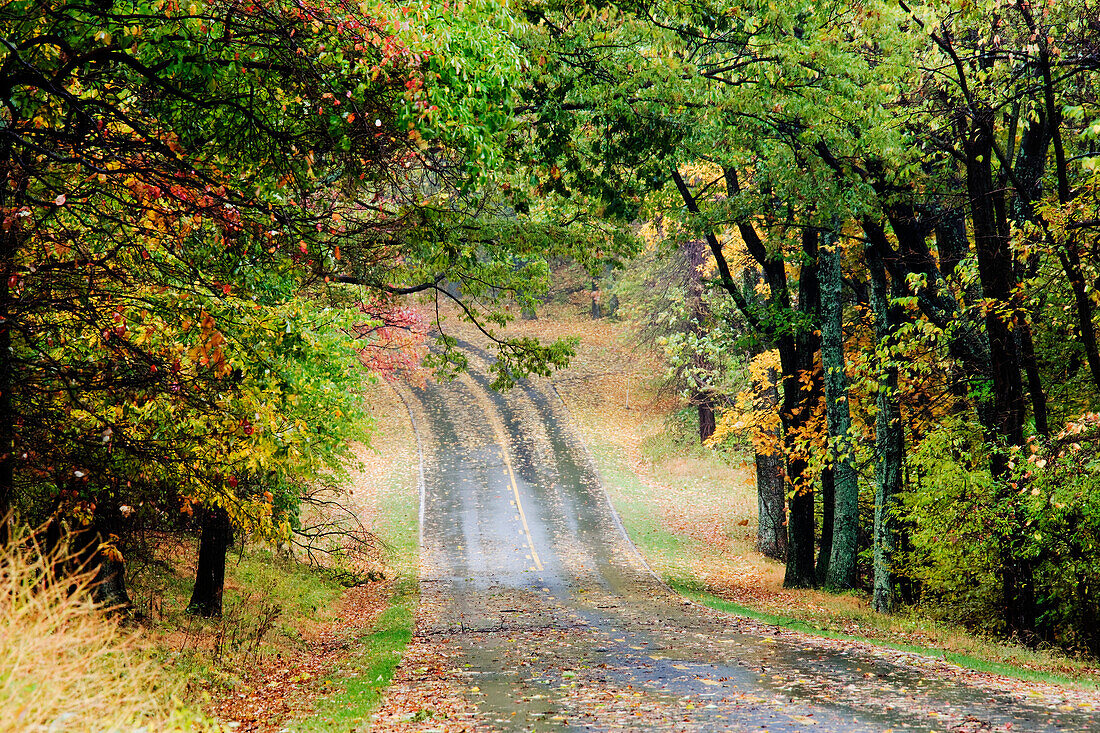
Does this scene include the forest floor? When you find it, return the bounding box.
[133,381,420,732]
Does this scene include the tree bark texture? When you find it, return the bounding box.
[697,400,716,443]
[820,231,860,590]
[868,247,904,613]
[781,228,822,589]
[188,505,234,617]
[755,367,787,561]
[816,466,834,585]
[965,123,1027,468]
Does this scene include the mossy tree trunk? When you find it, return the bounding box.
[820,231,859,590]
[868,246,904,613]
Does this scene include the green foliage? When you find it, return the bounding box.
[2,0,598,552]
[1,0,421,546]
[1010,419,1100,655]
[901,421,1004,633]
[903,416,1100,655]
[613,240,749,429]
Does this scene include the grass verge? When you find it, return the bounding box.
[295,493,418,731]
[149,545,348,695]
[292,385,420,730]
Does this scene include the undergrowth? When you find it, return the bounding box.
[0,527,206,732]
[143,541,346,694]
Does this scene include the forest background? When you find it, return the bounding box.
[2,0,1100,728]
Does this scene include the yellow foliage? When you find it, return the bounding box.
[709,350,783,456]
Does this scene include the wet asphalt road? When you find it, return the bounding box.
[401,353,1100,732]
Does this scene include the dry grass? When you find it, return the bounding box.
[0,527,198,732]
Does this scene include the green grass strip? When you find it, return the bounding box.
[671,577,1099,690]
[294,430,421,731]
[295,574,417,732]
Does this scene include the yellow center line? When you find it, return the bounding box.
[461,373,544,572]
[500,440,544,572]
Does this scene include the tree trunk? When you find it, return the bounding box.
[188,505,233,617]
[697,398,716,443]
[783,447,817,588]
[93,552,132,610]
[816,466,834,585]
[966,117,1038,635]
[685,240,715,445]
[781,228,822,589]
[820,230,860,590]
[868,247,904,613]
[755,368,787,561]
[1019,327,1049,436]
[0,198,16,543]
[73,508,133,610]
[0,266,12,542]
[590,280,602,319]
[869,209,997,434]
[669,170,808,573]
[966,123,1027,469]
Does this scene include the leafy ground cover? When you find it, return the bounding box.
[491,300,1100,687]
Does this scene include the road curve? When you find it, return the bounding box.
[394,350,1099,732]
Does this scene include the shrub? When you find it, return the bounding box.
[1014,414,1100,654]
[901,416,1100,655]
[900,422,1005,634]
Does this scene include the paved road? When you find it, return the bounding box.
[396,352,1099,732]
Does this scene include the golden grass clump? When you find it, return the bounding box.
[0,527,191,732]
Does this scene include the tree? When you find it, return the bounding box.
[3,0,595,611]
[820,231,860,590]
[503,0,1100,647]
